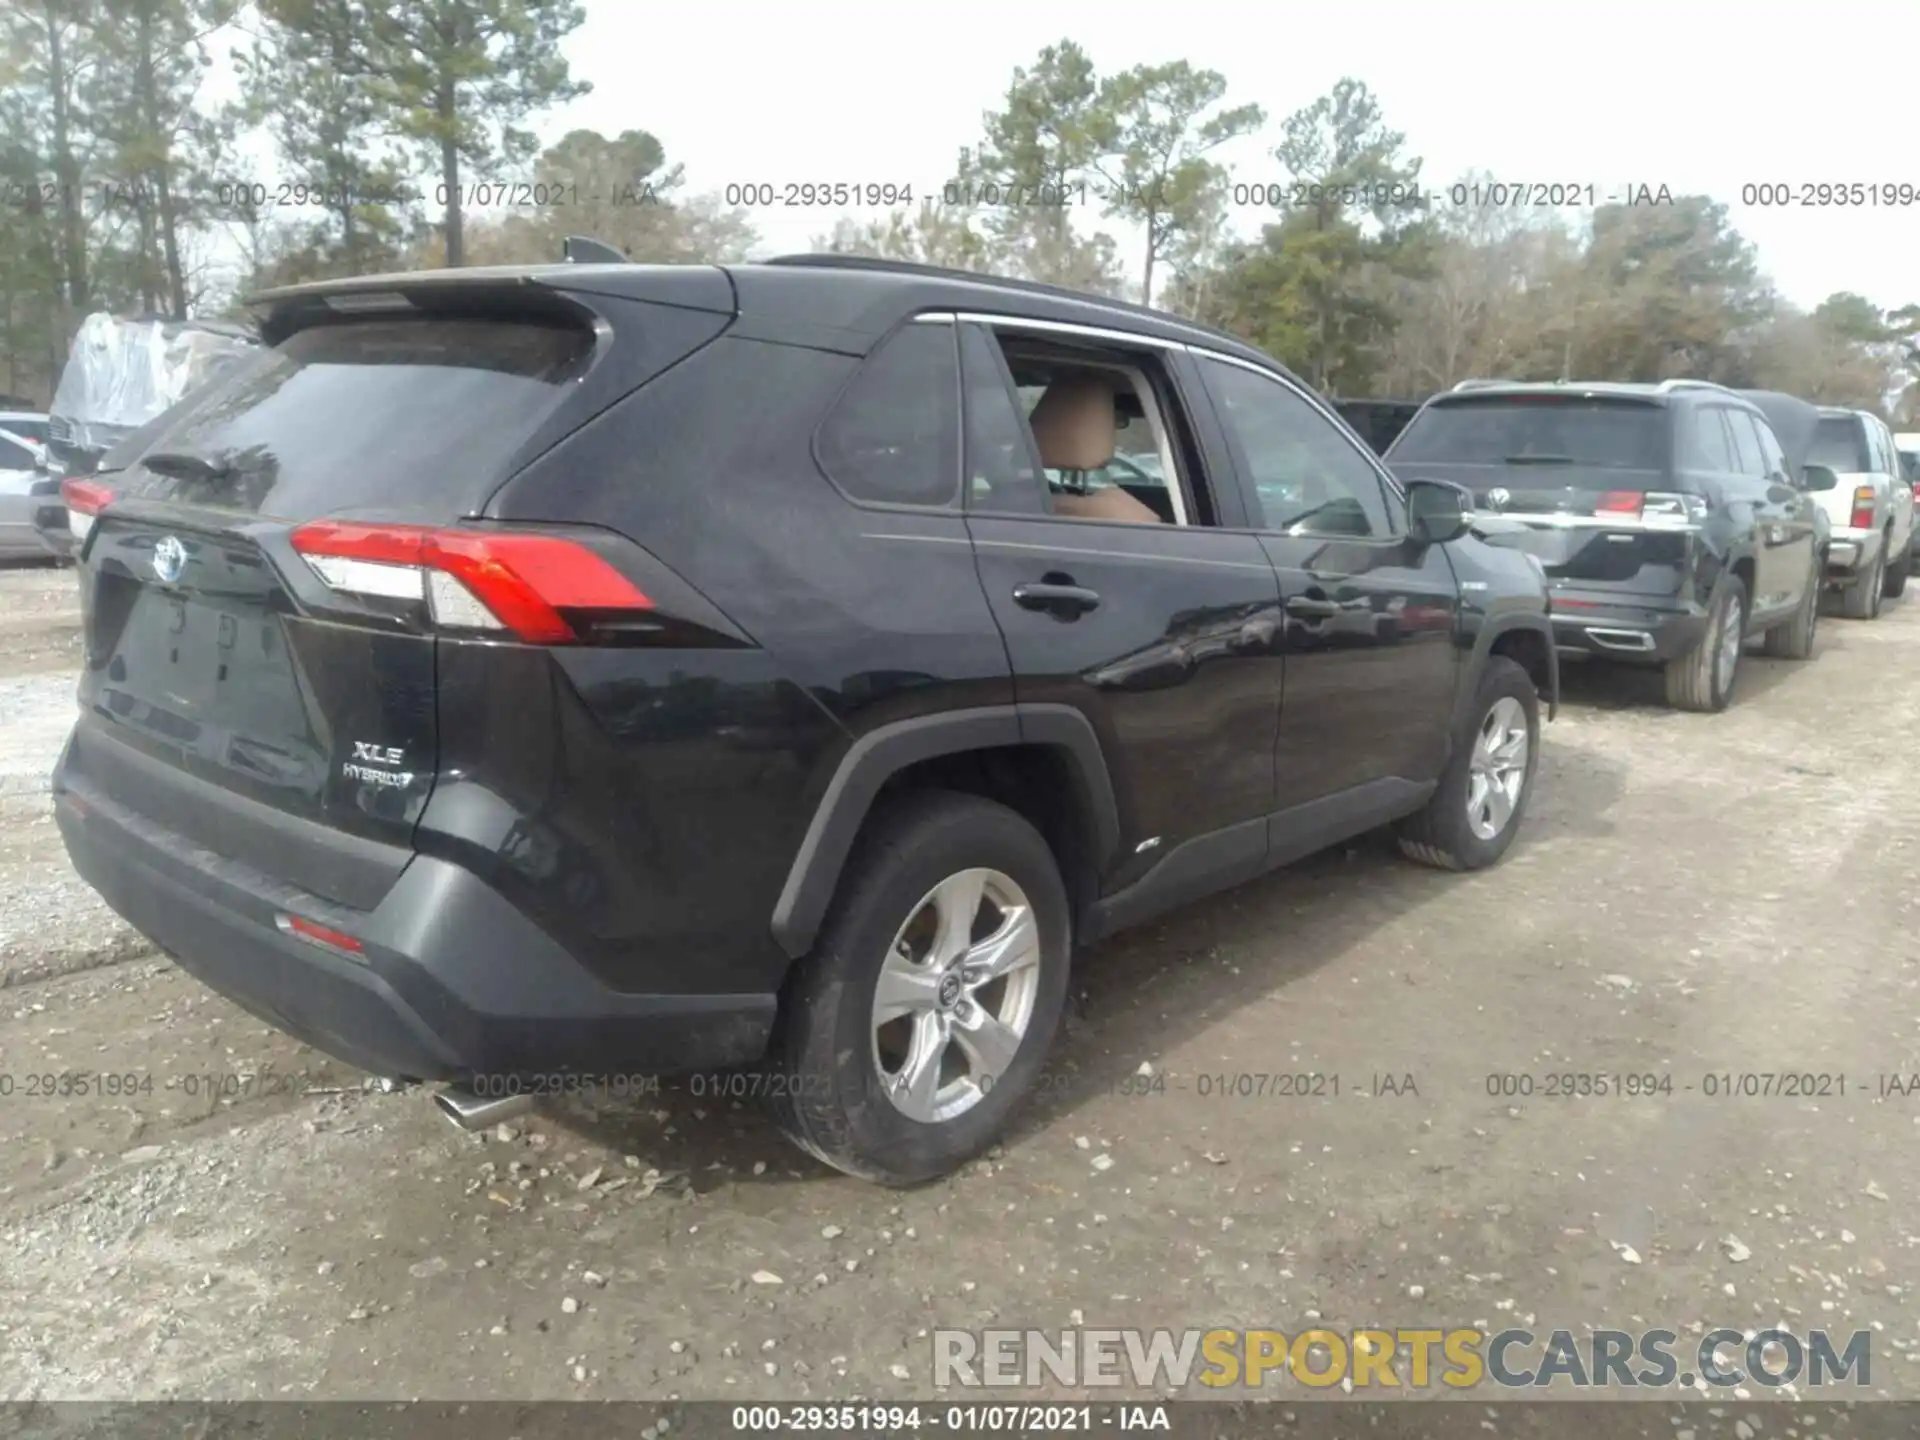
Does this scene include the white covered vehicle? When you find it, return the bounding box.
[1808,407,1914,619]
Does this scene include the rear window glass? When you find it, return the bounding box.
[117,317,592,519]
[1900,449,1920,485]
[1808,416,1870,473]
[1390,398,1667,470]
[1,418,48,444]
[817,323,960,508]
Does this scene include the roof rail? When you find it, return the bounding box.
[1450,377,1525,392]
[1656,378,1736,397]
[763,252,1252,352]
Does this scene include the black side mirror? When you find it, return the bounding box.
[1799,463,1839,493]
[1406,478,1471,544]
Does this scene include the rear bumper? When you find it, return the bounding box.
[1824,526,1880,579]
[54,744,776,1084]
[1548,592,1706,665]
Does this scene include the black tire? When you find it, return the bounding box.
[763,790,1071,1186]
[1842,548,1884,619]
[1885,537,1909,598]
[1762,556,1819,660]
[1664,573,1747,712]
[1397,656,1540,872]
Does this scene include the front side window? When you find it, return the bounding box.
[817,322,961,508]
[1200,357,1390,537]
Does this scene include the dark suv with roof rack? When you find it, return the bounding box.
[52,254,1556,1184]
[1385,379,1826,712]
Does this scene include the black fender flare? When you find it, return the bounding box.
[769,703,1121,959]
[1461,609,1560,727]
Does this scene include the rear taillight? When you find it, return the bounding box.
[1850,487,1876,530]
[288,522,652,644]
[1595,490,1702,527]
[61,477,112,541]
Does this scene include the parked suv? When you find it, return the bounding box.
[1385,379,1824,713]
[51,256,1556,1183]
[1805,407,1914,617]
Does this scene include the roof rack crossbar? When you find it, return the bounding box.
[763,252,1251,352]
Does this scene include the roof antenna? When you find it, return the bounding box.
[562,236,628,265]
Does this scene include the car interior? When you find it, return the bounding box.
[1000,342,1186,526]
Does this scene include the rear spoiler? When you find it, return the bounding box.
[562,235,628,264]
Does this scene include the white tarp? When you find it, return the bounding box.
[48,313,257,456]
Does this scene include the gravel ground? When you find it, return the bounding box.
[0,567,147,988]
[3,575,1919,1417]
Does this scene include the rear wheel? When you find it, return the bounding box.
[1843,547,1885,619]
[1884,536,1909,598]
[1397,657,1539,872]
[1763,556,1819,659]
[764,791,1071,1185]
[1665,574,1746,712]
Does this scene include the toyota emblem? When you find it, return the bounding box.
[152,535,188,584]
[1487,487,1511,511]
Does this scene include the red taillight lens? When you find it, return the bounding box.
[60,478,112,515]
[288,522,652,644]
[1850,487,1876,530]
[61,478,113,540]
[275,912,364,956]
[1595,490,1643,516]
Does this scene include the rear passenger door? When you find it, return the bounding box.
[1193,355,1461,817]
[954,317,1284,890]
[1719,405,1801,617]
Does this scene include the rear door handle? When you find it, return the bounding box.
[1013,582,1101,616]
[1284,595,1340,619]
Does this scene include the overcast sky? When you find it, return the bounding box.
[527,0,1918,313]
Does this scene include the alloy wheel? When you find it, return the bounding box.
[870,868,1041,1123]
[1465,696,1529,841]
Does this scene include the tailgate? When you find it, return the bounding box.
[73,513,435,897]
[62,282,733,907]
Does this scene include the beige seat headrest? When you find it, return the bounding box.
[1029,377,1117,472]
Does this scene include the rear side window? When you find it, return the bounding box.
[1809,416,1870,473]
[0,435,34,470]
[1722,409,1766,477]
[958,325,1047,515]
[817,323,960,508]
[1390,399,1666,471]
[1678,408,1735,471]
[119,317,593,520]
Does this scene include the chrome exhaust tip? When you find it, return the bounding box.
[433,1085,535,1131]
[1585,627,1656,653]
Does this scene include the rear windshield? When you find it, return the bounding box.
[1808,416,1870,473]
[1,418,49,444]
[1900,449,1920,485]
[1389,398,1666,471]
[117,317,592,520]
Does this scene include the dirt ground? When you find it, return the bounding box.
[4,557,1920,1411]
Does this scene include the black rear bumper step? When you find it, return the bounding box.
[54,754,775,1083]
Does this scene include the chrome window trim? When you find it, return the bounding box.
[947,311,1185,350]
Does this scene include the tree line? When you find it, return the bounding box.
[2,8,1914,422]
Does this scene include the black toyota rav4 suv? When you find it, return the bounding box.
[53,256,1555,1184]
[1386,380,1825,713]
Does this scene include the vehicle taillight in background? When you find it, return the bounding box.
[60,477,113,541]
[288,522,653,644]
[1596,490,1703,526]
[1850,487,1876,530]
